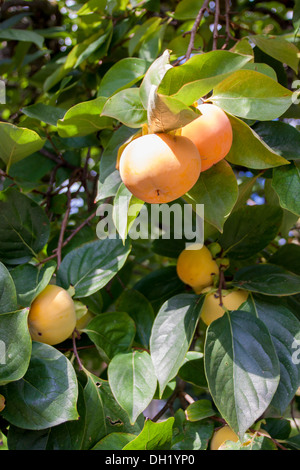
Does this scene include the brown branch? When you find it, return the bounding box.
[39,148,77,171]
[221,0,238,49]
[152,389,178,422]
[72,330,84,371]
[62,209,97,247]
[152,380,186,422]
[185,0,210,61]
[56,186,72,269]
[213,0,220,50]
[0,169,15,181]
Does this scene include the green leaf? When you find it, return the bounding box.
[0,309,31,386]
[268,244,300,275]
[183,160,238,232]
[0,262,17,314]
[98,57,148,98]
[252,295,300,414]
[21,103,66,127]
[0,188,50,265]
[252,121,300,161]
[204,310,280,438]
[225,114,290,169]
[171,410,214,450]
[294,0,300,30]
[0,122,45,172]
[116,289,155,349]
[108,351,157,424]
[242,62,277,81]
[218,205,283,259]
[112,183,144,244]
[77,0,114,16]
[134,265,186,313]
[92,432,136,450]
[186,400,215,422]
[157,51,252,106]
[173,0,204,20]
[233,264,300,296]
[178,351,207,388]
[6,383,87,450]
[168,33,203,59]
[83,312,136,363]
[250,35,299,74]
[211,69,293,120]
[233,173,261,211]
[123,417,174,450]
[57,97,114,138]
[97,126,136,201]
[272,162,300,216]
[44,25,112,92]
[139,49,172,110]
[0,28,44,49]
[81,369,144,449]
[9,261,56,308]
[128,17,162,57]
[150,293,204,396]
[1,342,78,430]
[56,238,131,298]
[101,88,147,128]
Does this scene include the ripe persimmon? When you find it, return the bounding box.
[28,285,77,346]
[200,288,249,326]
[181,103,233,171]
[176,244,219,294]
[119,133,201,204]
[210,425,239,450]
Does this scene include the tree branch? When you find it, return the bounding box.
[185,0,210,61]
[213,0,220,50]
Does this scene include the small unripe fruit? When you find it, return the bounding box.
[28,285,77,346]
[119,133,201,204]
[207,242,222,258]
[201,288,249,326]
[176,244,219,294]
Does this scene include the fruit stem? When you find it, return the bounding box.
[72,330,84,371]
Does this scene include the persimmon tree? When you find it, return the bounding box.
[0,0,300,451]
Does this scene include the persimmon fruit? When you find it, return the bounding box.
[119,132,201,204]
[28,285,77,346]
[176,244,219,294]
[181,103,233,171]
[210,424,274,450]
[210,425,239,450]
[201,288,249,326]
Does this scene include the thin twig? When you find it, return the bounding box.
[72,330,84,371]
[152,380,186,422]
[152,389,178,422]
[62,209,97,247]
[56,186,72,269]
[221,0,237,49]
[213,0,220,50]
[185,0,210,61]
